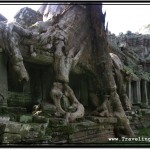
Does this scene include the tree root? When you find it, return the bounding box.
[50,82,84,122]
[13,61,29,82]
[91,95,112,117]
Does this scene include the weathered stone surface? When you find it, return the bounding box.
[86,116,117,124]
[32,115,48,123]
[7,92,32,109]
[19,115,33,123]
[0,123,6,135]
[48,118,68,126]
[70,127,115,143]
[20,123,47,140]
[2,133,21,144]
[0,116,10,122]
[5,122,22,134]
[141,109,150,115]
[69,123,114,140]
[0,52,8,105]
[70,120,97,132]
[0,106,27,116]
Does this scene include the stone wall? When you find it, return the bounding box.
[108,32,150,107]
[0,115,117,145]
[0,49,8,106]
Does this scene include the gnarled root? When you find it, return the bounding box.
[50,82,65,116]
[92,95,112,117]
[110,91,135,137]
[66,102,84,123]
[4,22,30,82]
[50,82,85,122]
[11,53,29,83]
[114,116,135,138]
[13,60,29,82]
[121,94,132,111]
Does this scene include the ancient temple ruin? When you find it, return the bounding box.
[108,32,150,107]
[0,3,150,145]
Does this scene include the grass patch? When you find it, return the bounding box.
[138,128,150,137]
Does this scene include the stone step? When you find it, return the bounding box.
[0,120,48,144]
[86,116,117,124]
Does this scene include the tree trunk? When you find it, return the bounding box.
[89,4,134,137]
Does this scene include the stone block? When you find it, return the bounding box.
[48,118,68,126]
[7,107,27,114]
[69,129,98,140]
[19,115,33,123]
[2,133,21,144]
[0,106,27,115]
[20,123,47,140]
[5,122,22,134]
[141,109,150,115]
[0,116,10,122]
[86,116,117,124]
[32,115,48,123]
[70,120,97,132]
[0,123,6,135]
[7,92,32,109]
[70,129,114,143]
[51,132,68,143]
[0,53,8,103]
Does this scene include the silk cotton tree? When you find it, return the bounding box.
[0,3,134,137]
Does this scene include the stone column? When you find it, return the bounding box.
[0,48,8,106]
[131,81,141,104]
[131,81,135,104]
[141,80,148,106]
[147,82,150,105]
[127,81,132,103]
[137,80,141,104]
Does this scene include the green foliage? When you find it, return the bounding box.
[138,128,150,137]
[133,67,150,80]
[123,62,150,81]
[123,65,134,75]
